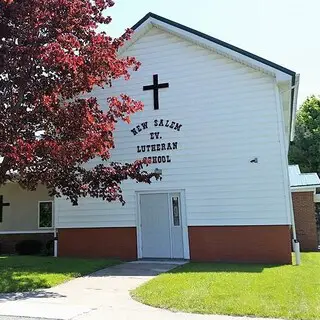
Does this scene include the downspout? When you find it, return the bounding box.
[54,228,58,257]
[290,74,301,265]
[289,190,300,265]
[53,198,58,257]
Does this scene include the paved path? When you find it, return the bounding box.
[0,261,280,320]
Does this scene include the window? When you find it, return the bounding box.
[38,201,53,228]
[172,196,180,226]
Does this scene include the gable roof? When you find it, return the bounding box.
[130,12,299,141]
[132,13,295,77]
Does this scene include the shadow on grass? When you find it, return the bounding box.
[0,289,66,302]
[0,268,67,302]
[86,261,282,278]
[0,256,283,293]
[166,262,283,274]
[0,270,52,293]
[0,255,121,294]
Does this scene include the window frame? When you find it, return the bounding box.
[38,201,54,229]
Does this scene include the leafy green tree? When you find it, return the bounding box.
[289,95,320,173]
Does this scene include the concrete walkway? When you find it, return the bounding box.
[0,261,279,320]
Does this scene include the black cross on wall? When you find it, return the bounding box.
[0,195,10,223]
[143,74,169,110]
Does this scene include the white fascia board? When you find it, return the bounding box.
[119,21,153,55]
[291,186,318,193]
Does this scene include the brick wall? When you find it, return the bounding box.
[292,192,318,251]
[188,225,292,264]
[58,227,137,260]
[0,233,54,254]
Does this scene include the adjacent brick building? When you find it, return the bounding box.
[291,192,318,251]
[289,165,320,252]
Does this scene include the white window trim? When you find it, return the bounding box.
[38,201,54,229]
[0,230,54,235]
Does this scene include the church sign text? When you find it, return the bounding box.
[130,119,182,164]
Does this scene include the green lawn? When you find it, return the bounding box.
[131,253,320,320]
[0,255,120,293]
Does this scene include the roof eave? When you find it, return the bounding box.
[291,185,320,193]
[132,13,296,77]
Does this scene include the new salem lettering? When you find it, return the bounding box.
[130,119,182,136]
[130,119,182,164]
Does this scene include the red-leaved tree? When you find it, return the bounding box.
[0,0,158,204]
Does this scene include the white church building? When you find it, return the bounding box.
[54,13,299,264]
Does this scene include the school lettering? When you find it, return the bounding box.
[130,119,182,163]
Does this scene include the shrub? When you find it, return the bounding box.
[15,239,43,255]
[44,239,54,256]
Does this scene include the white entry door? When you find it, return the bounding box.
[140,193,184,259]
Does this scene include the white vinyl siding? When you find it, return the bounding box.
[55,27,290,228]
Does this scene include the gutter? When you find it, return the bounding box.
[290,74,300,141]
[291,187,319,193]
[290,183,320,188]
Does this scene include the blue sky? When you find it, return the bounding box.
[106,0,319,106]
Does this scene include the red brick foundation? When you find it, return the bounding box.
[58,227,137,260]
[188,225,292,264]
[292,192,318,251]
[0,233,54,254]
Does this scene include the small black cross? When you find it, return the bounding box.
[143,74,169,110]
[0,195,10,223]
